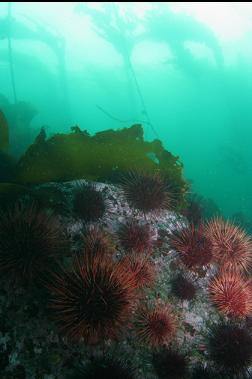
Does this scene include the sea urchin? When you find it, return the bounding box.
[206,218,252,273]
[0,205,67,286]
[118,219,154,254]
[48,255,137,344]
[72,356,136,379]
[208,321,252,377]
[73,182,106,222]
[209,271,252,319]
[81,225,116,257]
[120,170,170,215]
[169,223,213,270]
[152,348,189,379]
[135,304,177,348]
[120,254,156,289]
[171,274,196,301]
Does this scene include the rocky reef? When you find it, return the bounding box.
[0,176,251,379]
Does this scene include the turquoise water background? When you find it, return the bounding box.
[1,2,252,220]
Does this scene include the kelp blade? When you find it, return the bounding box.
[0,110,9,151]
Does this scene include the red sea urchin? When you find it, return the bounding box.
[118,219,155,254]
[0,205,67,286]
[120,254,156,289]
[206,218,252,273]
[120,170,170,215]
[209,271,252,318]
[169,223,213,271]
[135,303,177,348]
[81,225,116,257]
[48,255,137,344]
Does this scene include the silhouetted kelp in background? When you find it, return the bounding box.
[0,9,71,123]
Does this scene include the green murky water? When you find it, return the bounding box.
[1,2,252,222]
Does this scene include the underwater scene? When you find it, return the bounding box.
[1,1,252,378]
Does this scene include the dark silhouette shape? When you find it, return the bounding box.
[208,322,252,377]
[72,356,137,379]
[171,273,196,301]
[152,348,189,379]
[75,3,159,138]
[73,182,107,222]
[0,10,71,121]
[144,3,223,75]
[120,170,170,215]
[0,204,68,287]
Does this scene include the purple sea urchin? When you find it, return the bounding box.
[0,205,67,286]
[171,274,196,301]
[208,322,252,377]
[73,182,106,222]
[152,348,189,379]
[120,170,170,215]
[73,356,137,379]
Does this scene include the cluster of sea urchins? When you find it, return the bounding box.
[170,217,252,272]
[206,219,252,319]
[169,217,252,320]
[3,171,252,378]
